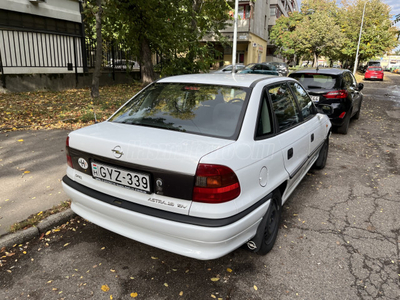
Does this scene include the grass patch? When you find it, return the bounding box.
[10,201,71,233]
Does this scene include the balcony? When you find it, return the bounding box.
[220,19,251,33]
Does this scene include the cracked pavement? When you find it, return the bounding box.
[0,73,399,300]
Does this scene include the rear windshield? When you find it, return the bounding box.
[289,74,338,89]
[368,62,380,67]
[368,67,382,71]
[109,83,249,139]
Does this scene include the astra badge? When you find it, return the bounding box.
[112,146,124,158]
[78,158,88,169]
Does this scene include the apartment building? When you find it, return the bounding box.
[205,0,298,67]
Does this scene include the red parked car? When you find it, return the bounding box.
[364,66,384,81]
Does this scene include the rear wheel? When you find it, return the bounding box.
[313,137,329,169]
[337,110,351,134]
[257,190,282,255]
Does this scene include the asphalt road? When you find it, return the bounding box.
[1,73,399,300]
[0,130,70,236]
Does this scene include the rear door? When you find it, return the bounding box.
[267,82,308,180]
[344,71,362,116]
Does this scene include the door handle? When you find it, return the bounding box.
[311,133,314,142]
[288,148,293,160]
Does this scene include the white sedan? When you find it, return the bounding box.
[62,74,332,260]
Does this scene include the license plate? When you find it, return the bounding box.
[91,162,151,193]
[371,76,377,78]
[311,96,319,103]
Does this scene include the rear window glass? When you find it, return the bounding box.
[289,74,338,89]
[368,67,382,71]
[109,83,249,139]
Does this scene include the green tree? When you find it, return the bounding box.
[293,10,344,66]
[92,0,232,82]
[339,0,399,68]
[270,0,343,66]
[269,12,304,62]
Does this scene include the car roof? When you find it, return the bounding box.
[290,68,348,75]
[157,73,286,88]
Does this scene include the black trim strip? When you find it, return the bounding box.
[289,138,325,179]
[63,175,272,228]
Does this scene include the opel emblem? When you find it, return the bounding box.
[78,158,88,169]
[112,146,124,158]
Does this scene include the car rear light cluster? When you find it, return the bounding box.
[193,164,241,203]
[66,136,73,168]
[323,90,348,99]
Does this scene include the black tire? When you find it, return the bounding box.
[336,111,351,134]
[353,101,362,120]
[257,190,282,255]
[314,137,329,169]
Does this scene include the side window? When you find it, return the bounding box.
[269,83,300,132]
[343,72,353,88]
[289,82,314,119]
[256,91,272,137]
[349,72,357,87]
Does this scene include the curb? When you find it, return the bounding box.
[0,209,76,250]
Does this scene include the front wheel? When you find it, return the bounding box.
[257,190,282,255]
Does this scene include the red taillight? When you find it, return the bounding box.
[193,164,240,203]
[324,90,348,99]
[66,136,73,168]
[338,112,346,119]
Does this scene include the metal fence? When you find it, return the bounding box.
[85,39,138,71]
[0,30,137,89]
[0,29,84,73]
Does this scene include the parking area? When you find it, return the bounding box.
[0,73,399,300]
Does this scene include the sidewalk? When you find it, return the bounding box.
[0,129,70,236]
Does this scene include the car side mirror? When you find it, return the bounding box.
[357,83,364,91]
[316,104,333,115]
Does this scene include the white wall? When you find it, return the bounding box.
[0,0,81,22]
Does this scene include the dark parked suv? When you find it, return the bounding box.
[289,68,363,134]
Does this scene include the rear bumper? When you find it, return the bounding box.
[364,74,383,80]
[316,103,349,127]
[62,175,270,260]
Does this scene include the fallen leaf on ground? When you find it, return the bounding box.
[210,277,220,282]
[101,285,110,292]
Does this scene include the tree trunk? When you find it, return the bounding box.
[91,0,103,98]
[313,52,318,68]
[140,37,155,84]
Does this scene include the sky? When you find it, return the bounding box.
[296,0,400,19]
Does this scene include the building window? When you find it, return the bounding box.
[264,15,267,30]
[239,4,251,19]
[270,7,276,17]
[0,9,80,36]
